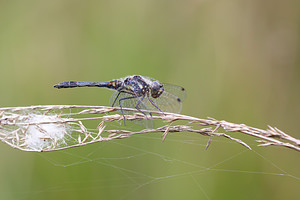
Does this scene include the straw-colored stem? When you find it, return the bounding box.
[0,105,299,152]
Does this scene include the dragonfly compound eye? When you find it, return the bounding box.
[150,81,164,98]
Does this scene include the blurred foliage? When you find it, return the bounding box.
[0,0,299,200]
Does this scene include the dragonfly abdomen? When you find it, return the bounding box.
[53,81,101,88]
[53,80,123,89]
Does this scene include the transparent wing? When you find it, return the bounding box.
[142,77,186,112]
[162,83,186,103]
[109,91,149,111]
[109,91,154,128]
[147,83,186,114]
[149,90,183,113]
[109,85,186,114]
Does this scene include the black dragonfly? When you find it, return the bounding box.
[54,75,186,127]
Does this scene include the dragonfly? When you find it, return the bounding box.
[54,75,186,127]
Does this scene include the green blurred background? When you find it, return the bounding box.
[0,0,299,199]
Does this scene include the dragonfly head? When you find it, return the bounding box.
[150,81,164,98]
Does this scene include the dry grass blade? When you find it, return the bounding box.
[0,105,299,152]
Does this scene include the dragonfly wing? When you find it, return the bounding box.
[109,91,154,128]
[109,88,185,114]
[162,83,186,103]
[109,91,149,111]
[148,90,183,113]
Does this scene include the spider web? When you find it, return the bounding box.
[17,133,300,200]
[0,106,299,200]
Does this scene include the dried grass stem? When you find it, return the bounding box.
[0,105,299,152]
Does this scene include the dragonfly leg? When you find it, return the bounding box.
[135,95,152,118]
[111,92,121,107]
[147,96,164,114]
[118,95,140,125]
[134,95,150,119]
[111,87,126,107]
